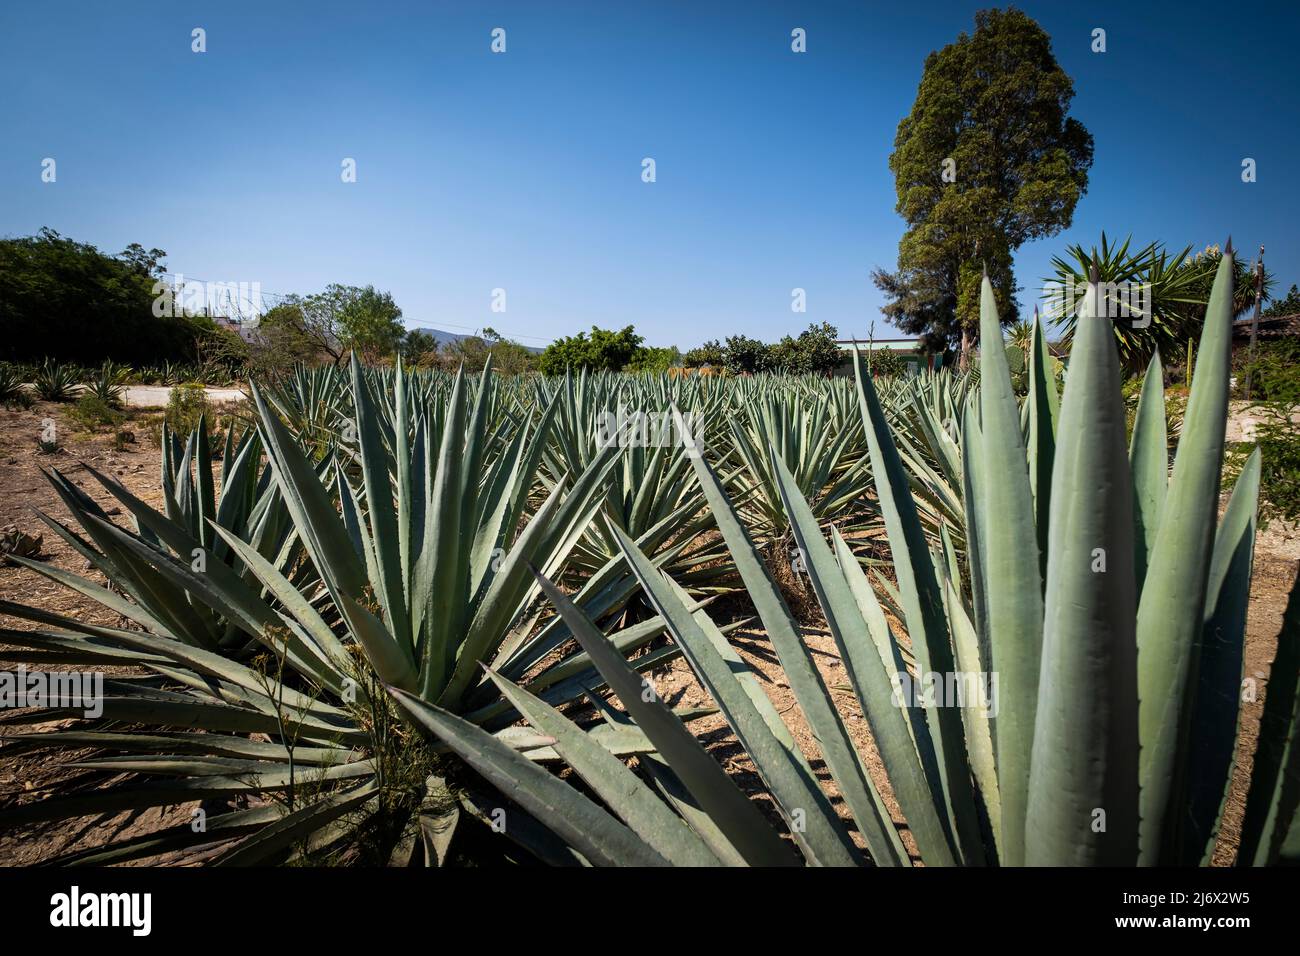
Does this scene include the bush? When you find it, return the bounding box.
[68,394,125,432]
[1227,403,1300,527]
[538,325,645,374]
[623,346,681,374]
[722,334,772,374]
[163,384,212,437]
[868,348,908,378]
[1239,338,1300,404]
[682,340,725,367]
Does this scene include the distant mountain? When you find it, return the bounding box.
[408,327,544,354]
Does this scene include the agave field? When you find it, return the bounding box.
[1,255,1297,867]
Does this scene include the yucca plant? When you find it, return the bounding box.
[394,249,1297,866]
[32,358,81,402]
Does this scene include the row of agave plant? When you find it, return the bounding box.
[1,248,1297,865]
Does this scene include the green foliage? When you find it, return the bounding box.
[32,359,80,402]
[766,323,841,375]
[0,228,214,365]
[1241,338,1300,404]
[538,325,645,374]
[722,334,772,374]
[85,360,130,406]
[873,8,1093,356]
[1245,410,1300,526]
[1263,283,1300,318]
[867,348,908,378]
[68,394,125,432]
[401,329,440,361]
[162,384,212,437]
[336,285,404,362]
[623,345,681,374]
[682,339,725,367]
[0,365,26,405]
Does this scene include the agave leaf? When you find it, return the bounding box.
[1025,275,1140,866]
[608,523,861,867]
[1129,352,1168,594]
[1136,250,1236,863]
[389,688,669,867]
[1182,449,1259,863]
[974,276,1044,866]
[484,668,720,866]
[677,413,908,865]
[851,348,983,865]
[530,567,798,866]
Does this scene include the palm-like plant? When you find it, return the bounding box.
[1045,233,1211,372]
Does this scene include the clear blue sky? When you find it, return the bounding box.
[2,1,1297,348]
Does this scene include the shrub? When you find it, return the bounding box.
[868,348,908,378]
[163,383,211,437]
[1255,412,1300,524]
[1240,338,1300,403]
[68,394,126,432]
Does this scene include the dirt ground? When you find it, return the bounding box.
[0,398,1296,866]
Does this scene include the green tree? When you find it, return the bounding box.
[722,334,773,375]
[335,285,404,362]
[538,325,644,374]
[683,339,725,367]
[0,228,215,365]
[1263,283,1300,318]
[442,330,538,375]
[401,329,439,361]
[624,345,681,373]
[873,7,1094,367]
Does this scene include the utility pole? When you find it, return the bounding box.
[1244,244,1264,400]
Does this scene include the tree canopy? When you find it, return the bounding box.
[0,228,215,364]
[537,325,647,374]
[873,8,1094,364]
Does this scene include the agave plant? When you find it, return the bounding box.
[723,380,874,541]
[84,359,131,406]
[392,249,1296,866]
[0,364,27,405]
[0,358,715,864]
[32,358,81,402]
[533,369,731,592]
